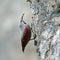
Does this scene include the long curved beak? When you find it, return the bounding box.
[20,13,24,22]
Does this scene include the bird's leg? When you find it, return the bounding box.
[30,28,37,40]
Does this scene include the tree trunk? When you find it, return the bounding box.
[27,0,60,60]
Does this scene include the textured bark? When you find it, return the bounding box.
[27,0,60,60]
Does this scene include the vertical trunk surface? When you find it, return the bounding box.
[27,0,60,60]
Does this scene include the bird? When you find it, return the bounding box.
[19,14,36,52]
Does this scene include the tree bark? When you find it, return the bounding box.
[27,0,60,60]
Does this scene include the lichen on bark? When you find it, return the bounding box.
[27,0,60,60]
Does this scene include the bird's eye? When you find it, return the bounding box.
[20,24,22,28]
